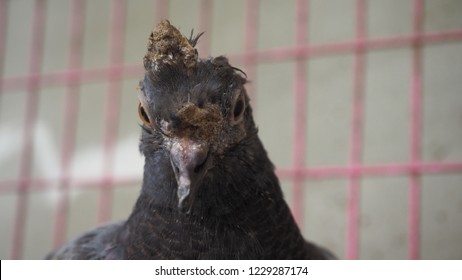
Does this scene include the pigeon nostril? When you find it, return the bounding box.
[193,150,208,173]
[194,156,207,173]
[170,158,180,177]
[174,164,180,175]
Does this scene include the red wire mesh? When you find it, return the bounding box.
[1,0,462,259]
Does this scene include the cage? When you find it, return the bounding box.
[0,0,462,259]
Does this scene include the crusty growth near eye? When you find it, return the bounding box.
[143,20,198,72]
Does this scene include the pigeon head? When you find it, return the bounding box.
[138,20,252,213]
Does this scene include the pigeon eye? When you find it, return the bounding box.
[231,93,245,124]
[138,103,153,126]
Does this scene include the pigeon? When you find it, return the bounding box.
[46,20,335,260]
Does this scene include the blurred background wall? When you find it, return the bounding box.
[0,0,461,259]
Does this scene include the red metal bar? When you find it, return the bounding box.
[1,161,462,194]
[243,0,259,106]
[251,29,462,63]
[10,0,46,259]
[1,65,138,93]
[291,0,309,226]
[98,0,127,224]
[198,0,213,56]
[0,0,10,255]
[53,0,85,248]
[278,161,462,179]
[408,0,424,260]
[0,177,142,194]
[154,0,169,24]
[0,0,8,98]
[346,0,366,260]
[2,29,462,93]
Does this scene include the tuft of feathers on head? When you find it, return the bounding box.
[143,20,203,74]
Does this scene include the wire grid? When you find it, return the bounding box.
[1,0,462,260]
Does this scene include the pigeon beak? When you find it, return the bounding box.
[170,138,209,212]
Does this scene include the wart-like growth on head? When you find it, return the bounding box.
[175,103,224,140]
[143,20,199,73]
[137,20,252,213]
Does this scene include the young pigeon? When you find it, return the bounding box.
[46,20,335,260]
